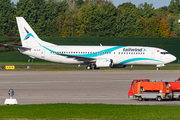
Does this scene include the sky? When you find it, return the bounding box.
[112,0,171,8]
[11,0,171,9]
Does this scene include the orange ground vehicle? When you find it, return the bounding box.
[128,78,180,101]
[133,82,173,101]
[169,82,180,100]
[128,79,150,98]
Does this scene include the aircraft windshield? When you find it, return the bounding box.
[160,52,169,55]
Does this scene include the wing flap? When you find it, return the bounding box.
[59,54,95,61]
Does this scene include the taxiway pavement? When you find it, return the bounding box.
[0,70,180,105]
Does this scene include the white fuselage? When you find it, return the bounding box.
[19,44,176,66]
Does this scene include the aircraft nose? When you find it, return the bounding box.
[171,54,176,62]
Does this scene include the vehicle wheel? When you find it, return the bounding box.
[157,96,162,101]
[138,96,143,101]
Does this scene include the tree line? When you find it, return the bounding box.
[1,0,180,37]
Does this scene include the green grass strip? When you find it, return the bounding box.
[0,103,180,120]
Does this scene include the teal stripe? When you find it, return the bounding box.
[72,46,125,58]
[119,58,163,64]
[23,33,35,40]
[38,43,126,58]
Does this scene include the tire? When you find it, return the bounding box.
[94,65,100,70]
[86,66,91,70]
[86,65,92,70]
[138,96,143,101]
[156,67,160,70]
[178,96,180,100]
[157,96,162,101]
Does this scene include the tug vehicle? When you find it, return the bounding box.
[169,82,180,100]
[128,79,150,98]
[133,82,172,101]
[128,78,180,101]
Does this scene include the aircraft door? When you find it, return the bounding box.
[41,50,45,59]
[151,50,155,58]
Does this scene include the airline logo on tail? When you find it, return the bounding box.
[23,27,35,41]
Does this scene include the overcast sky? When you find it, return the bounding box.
[11,0,171,9]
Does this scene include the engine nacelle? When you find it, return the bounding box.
[111,65,127,68]
[95,59,113,68]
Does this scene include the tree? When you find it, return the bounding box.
[159,17,170,37]
[117,2,136,9]
[116,6,138,37]
[75,4,89,37]
[0,0,15,36]
[142,17,161,37]
[138,2,155,19]
[126,18,144,37]
[55,11,65,36]
[88,3,99,36]
[77,0,84,8]
[168,0,180,15]
[166,15,176,32]
[95,2,117,37]
[172,15,180,36]
[159,6,168,11]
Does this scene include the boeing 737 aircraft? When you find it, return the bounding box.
[4,17,176,70]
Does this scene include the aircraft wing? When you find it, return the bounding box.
[59,54,95,61]
[3,44,31,50]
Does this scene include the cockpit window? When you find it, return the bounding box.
[160,52,169,55]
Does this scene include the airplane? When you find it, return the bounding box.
[4,17,176,70]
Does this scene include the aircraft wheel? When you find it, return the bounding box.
[156,67,160,70]
[86,65,92,70]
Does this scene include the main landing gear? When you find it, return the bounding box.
[86,64,92,70]
[86,64,100,70]
[156,67,160,70]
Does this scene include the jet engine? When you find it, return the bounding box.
[95,59,113,68]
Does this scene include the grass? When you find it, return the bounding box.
[0,103,180,120]
[0,63,180,71]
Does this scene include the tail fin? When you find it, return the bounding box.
[16,17,41,47]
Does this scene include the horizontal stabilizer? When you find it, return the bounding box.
[3,44,31,50]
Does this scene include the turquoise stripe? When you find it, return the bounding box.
[72,46,125,58]
[38,42,54,52]
[38,43,126,58]
[119,58,163,64]
[23,33,35,40]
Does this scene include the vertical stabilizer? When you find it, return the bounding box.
[16,17,41,47]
